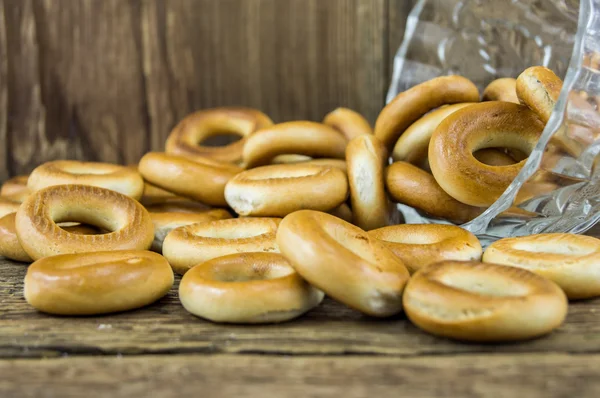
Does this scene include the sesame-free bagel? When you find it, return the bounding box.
[385,161,483,224]
[516,66,562,123]
[429,102,544,207]
[179,252,324,323]
[375,75,480,149]
[1,175,29,197]
[162,217,281,275]
[138,152,242,207]
[403,261,568,342]
[369,224,482,274]
[15,184,154,260]
[323,107,373,140]
[242,121,348,168]
[483,233,600,299]
[24,250,173,315]
[276,210,410,317]
[28,160,145,200]
[0,197,20,219]
[165,107,273,164]
[346,135,393,230]
[482,78,519,103]
[224,164,348,217]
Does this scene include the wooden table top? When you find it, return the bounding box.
[1,255,600,397]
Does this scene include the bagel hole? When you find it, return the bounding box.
[57,222,110,235]
[438,271,529,297]
[512,242,595,256]
[199,131,242,147]
[212,263,293,282]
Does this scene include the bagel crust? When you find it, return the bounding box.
[516,66,562,123]
[403,261,568,342]
[276,210,410,317]
[225,164,348,217]
[15,184,154,260]
[0,197,20,219]
[429,102,544,207]
[179,253,324,323]
[1,175,29,197]
[24,250,174,315]
[162,217,281,275]
[165,107,273,164]
[28,160,145,200]
[242,121,348,168]
[482,78,519,103]
[323,107,373,140]
[375,75,480,149]
[369,224,482,273]
[483,233,600,299]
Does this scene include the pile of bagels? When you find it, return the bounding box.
[0,65,598,343]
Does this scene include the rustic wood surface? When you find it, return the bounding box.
[0,0,415,176]
[1,255,600,396]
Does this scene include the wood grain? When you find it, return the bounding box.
[1,353,599,398]
[0,1,7,181]
[1,258,600,359]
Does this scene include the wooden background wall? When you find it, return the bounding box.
[0,0,415,180]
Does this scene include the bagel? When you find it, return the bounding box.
[272,157,348,173]
[271,154,313,164]
[139,181,178,206]
[179,253,324,323]
[429,102,544,206]
[369,224,482,273]
[276,210,410,317]
[322,107,373,140]
[385,161,483,224]
[483,233,600,299]
[516,66,562,123]
[482,78,519,103]
[28,160,145,200]
[0,197,20,219]
[24,250,174,315]
[15,184,154,260]
[224,164,348,217]
[391,103,473,165]
[375,75,480,149]
[1,175,29,197]
[242,121,348,168]
[346,135,395,230]
[162,217,281,275]
[0,213,103,263]
[165,107,273,164]
[138,152,242,207]
[328,203,353,223]
[403,261,568,342]
[149,209,232,253]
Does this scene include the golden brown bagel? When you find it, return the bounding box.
[403,261,568,342]
[28,160,145,200]
[242,121,348,168]
[0,197,21,219]
[375,75,480,149]
[276,210,410,317]
[15,184,154,260]
[270,154,313,164]
[138,152,242,207]
[322,107,373,140]
[139,181,178,206]
[369,224,482,274]
[163,217,281,275]
[271,156,348,173]
[516,66,562,123]
[482,78,519,103]
[472,148,518,166]
[24,250,173,315]
[483,233,600,300]
[1,175,29,197]
[385,161,483,224]
[346,135,395,230]
[165,107,273,164]
[224,164,348,217]
[0,213,103,263]
[328,203,353,223]
[179,252,324,323]
[391,103,473,165]
[149,209,232,253]
[429,102,544,206]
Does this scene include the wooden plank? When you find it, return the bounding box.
[1,353,600,397]
[1,258,600,358]
[141,0,388,153]
[0,0,7,181]
[4,0,149,175]
[386,0,417,85]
